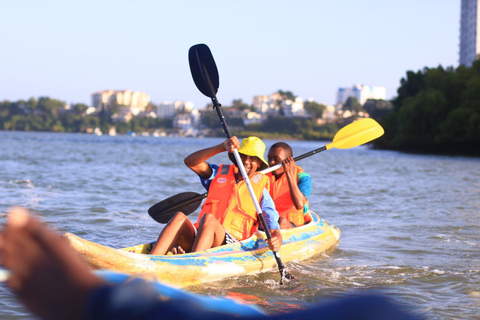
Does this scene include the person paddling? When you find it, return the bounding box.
[267,142,312,229]
[149,136,282,255]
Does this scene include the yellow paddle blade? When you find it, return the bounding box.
[326,118,384,150]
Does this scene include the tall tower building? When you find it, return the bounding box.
[459,0,480,66]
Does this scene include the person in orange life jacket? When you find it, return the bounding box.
[149,136,282,255]
[267,142,312,229]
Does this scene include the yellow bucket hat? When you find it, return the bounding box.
[228,136,269,171]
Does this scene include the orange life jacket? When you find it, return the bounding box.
[195,164,269,240]
[268,165,307,227]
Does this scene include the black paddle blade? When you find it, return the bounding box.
[283,271,296,281]
[188,44,219,98]
[148,192,205,223]
[279,272,296,285]
[275,254,296,285]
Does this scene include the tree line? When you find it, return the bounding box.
[0,93,401,143]
[0,97,171,134]
[2,96,336,139]
[3,60,480,156]
[373,59,480,155]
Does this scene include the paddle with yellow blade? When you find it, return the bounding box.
[148,117,384,222]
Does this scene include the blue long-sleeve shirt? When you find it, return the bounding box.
[199,163,280,230]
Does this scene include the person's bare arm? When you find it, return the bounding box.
[184,137,239,179]
[283,157,307,210]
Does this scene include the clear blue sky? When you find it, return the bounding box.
[1,1,460,109]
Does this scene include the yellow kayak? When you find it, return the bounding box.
[63,211,340,288]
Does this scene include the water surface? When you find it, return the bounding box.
[0,131,479,319]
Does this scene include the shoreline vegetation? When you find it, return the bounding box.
[374,60,480,156]
[2,61,479,156]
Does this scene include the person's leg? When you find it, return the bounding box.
[149,211,195,255]
[191,213,226,252]
[278,217,292,229]
[0,207,107,320]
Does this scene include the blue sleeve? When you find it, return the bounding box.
[260,189,280,230]
[85,280,420,320]
[199,163,219,191]
[85,276,419,320]
[297,172,311,199]
[85,277,265,320]
[297,172,311,214]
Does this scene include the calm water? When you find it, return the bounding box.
[0,131,479,319]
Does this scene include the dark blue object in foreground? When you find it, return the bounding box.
[86,271,421,320]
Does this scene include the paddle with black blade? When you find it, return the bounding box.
[148,192,207,223]
[188,43,293,284]
[148,117,384,223]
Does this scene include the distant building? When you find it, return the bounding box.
[243,111,262,126]
[91,89,150,115]
[336,84,386,105]
[85,106,96,115]
[224,107,242,118]
[252,92,283,115]
[157,102,176,119]
[173,113,192,129]
[190,108,200,126]
[459,0,480,66]
[252,92,308,117]
[282,97,306,117]
[323,104,336,121]
[157,101,194,119]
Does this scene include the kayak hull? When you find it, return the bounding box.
[63,211,340,287]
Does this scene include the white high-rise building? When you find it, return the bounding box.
[459,0,480,67]
[336,84,386,106]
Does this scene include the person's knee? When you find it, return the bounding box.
[201,213,217,225]
[198,213,220,229]
[170,212,187,225]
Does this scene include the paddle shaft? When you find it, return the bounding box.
[261,145,327,174]
[194,48,288,283]
[292,146,327,161]
[213,103,288,282]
